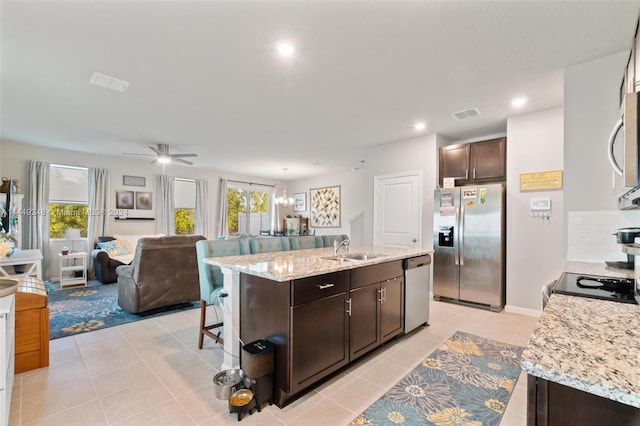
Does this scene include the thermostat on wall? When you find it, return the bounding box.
[530,197,551,210]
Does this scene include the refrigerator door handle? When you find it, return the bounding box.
[459,204,465,265]
[454,206,460,265]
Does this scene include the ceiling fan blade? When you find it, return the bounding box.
[173,157,194,165]
[123,152,155,157]
[170,153,198,158]
[148,145,161,155]
[150,158,157,164]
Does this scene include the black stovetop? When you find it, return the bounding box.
[553,272,637,304]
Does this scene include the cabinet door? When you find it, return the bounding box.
[380,276,404,343]
[291,292,349,393]
[349,283,380,361]
[439,144,470,185]
[470,138,506,181]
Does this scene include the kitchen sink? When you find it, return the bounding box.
[322,252,388,262]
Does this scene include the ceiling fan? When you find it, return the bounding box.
[123,143,198,165]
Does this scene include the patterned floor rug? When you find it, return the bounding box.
[48,283,198,339]
[350,331,523,426]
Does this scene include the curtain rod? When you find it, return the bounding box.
[224,178,275,188]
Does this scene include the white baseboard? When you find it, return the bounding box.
[504,304,541,318]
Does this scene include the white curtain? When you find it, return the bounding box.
[217,178,228,238]
[156,175,175,235]
[26,161,51,276]
[195,178,209,238]
[87,168,109,279]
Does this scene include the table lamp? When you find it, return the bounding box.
[64,228,82,253]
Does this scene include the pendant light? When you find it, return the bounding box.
[275,168,295,206]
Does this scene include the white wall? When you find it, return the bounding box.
[506,107,564,313]
[0,139,281,278]
[286,169,367,241]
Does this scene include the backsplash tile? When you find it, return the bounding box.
[567,210,640,262]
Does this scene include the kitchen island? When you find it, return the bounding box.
[521,264,640,425]
[204,245,432,406]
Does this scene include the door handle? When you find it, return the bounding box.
[454,207,460,266]
[317,283,335,290]
[459,204,465,266]
[608,118,624,177]
[345,298,352,316]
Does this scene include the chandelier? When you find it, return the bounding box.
[275,168,295,206]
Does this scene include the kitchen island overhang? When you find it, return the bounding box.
[203,245,433,406]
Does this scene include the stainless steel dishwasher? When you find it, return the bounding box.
[403,254,431,333]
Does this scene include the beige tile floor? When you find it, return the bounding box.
[8,300,538,425]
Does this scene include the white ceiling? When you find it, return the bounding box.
[2,1,639,180]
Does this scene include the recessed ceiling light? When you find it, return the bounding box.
[511,97,528,107]
[414,122,426,131]
[277,42,295,57]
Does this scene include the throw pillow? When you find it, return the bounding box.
[97,240,129,257]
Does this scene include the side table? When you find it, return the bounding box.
[59,252,87,288]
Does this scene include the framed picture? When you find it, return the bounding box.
[135,192,152,210]
[293,193,307,212]
[115,191,134,209]
[123,175,146,187]
[310,185,341,228]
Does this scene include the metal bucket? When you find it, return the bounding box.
[213,368,243,400]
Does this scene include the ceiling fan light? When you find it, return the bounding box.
[157,154,171,164]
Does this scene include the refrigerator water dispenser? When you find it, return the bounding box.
[438,226,454,247]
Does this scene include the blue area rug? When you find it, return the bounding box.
[350,331,523,425]
[48,283,198,339]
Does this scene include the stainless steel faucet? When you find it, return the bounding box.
[333,238,350,256]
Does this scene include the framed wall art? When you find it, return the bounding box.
[123,175,146,187]
[293,193,307,212]
[310,185,341,228]
[115,191,134,209]
[135,192,152,210]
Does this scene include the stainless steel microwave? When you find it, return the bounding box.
[610,92,640,209]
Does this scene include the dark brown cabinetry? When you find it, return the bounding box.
[349,262,404,362]
[240,261,404,407]
[527,375,640,426]
[439,137,506,186]
[290,272,349,394]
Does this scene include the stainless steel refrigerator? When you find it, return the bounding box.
[433,183,505,311]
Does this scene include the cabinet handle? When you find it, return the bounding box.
[465,169,468,180]
[345,298,352,316]
[473,168,476,179]
[378,288,384,303]
[318,283,335,290]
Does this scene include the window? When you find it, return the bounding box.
[175,178,195,235]
[49,165,89,239]
[226,181,274,235]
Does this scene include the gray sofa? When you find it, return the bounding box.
[116,235,205,313]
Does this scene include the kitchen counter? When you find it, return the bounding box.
[204,245,433,371]
[203,245,432,281]
[564,260,634,279]
[522,294,640,408]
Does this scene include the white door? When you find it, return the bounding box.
[373,172,422,248]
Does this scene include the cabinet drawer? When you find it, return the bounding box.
[350,261,403,290]
[292,271,349,306]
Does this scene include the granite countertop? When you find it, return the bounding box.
[203,245,433,282]
[522,265,640,408]
[564,260,635,278]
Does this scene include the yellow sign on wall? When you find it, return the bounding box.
[519,170,563,191]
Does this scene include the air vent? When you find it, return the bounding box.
[89,72,130,92]
[452,108,481,120]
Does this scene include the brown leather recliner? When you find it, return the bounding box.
[116,235,205,313]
